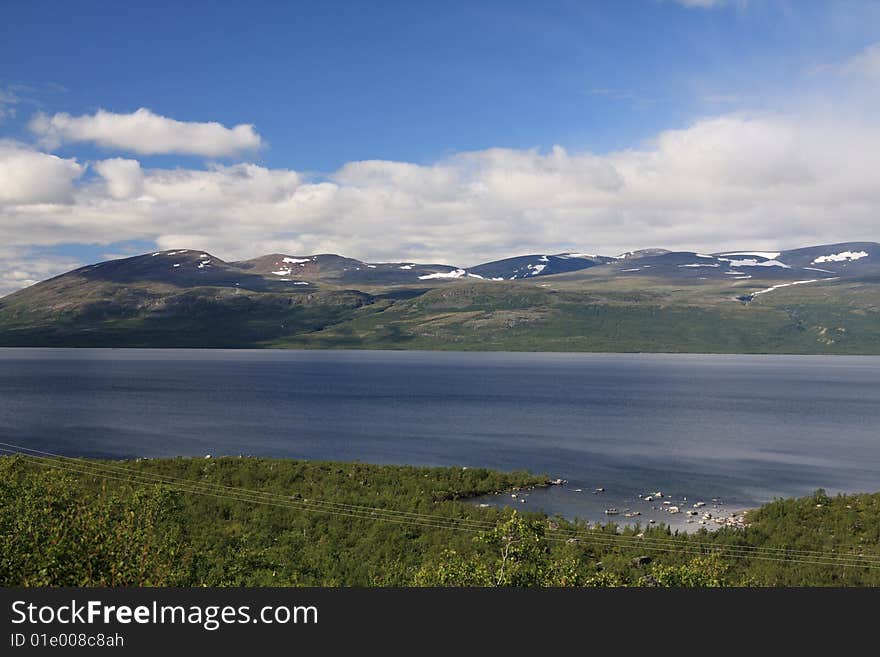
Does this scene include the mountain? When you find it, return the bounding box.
[467,253,614,280]
[604,250,822,282]
[73,250,266,288]
[769,242,880,275]
[230,251,616,285]
[560,242,880,284]
[231,253,474,286]
[1,241,878,352]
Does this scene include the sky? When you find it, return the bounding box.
[1,0,880,294]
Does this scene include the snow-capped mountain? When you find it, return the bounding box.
[233,252,615,284]
[602,242,879,282]
[233,253,469,286]
[770,242,879,274]
[12,242,880,299]
[3,241,877,351]
[70,249,272,288]
[467,253,614,280]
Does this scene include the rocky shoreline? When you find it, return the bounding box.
[476,478,753,532]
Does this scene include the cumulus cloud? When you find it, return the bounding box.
[0,247,82,297]
[94,158,144,199]
[0,141,84,205]
[1,106,879,289]
[4,53,880,297]
[29,107,263,157]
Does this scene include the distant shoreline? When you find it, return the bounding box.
[3,345,880,357]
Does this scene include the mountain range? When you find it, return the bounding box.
[1,241,878,353]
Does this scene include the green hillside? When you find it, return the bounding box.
[275,276,880,353]
[2,257,879,353]
[2,455,878,587]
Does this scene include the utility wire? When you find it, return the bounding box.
[3,441,876,564]
[3,443,877,567]
[2,445,878,569]
[4,447,875,569]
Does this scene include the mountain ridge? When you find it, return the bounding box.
[1,241,878,353]
[20,240,876,294]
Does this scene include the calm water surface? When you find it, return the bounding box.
[1,349,878,529]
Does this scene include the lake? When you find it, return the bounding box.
[1,348,878,530]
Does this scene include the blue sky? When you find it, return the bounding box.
[5,0,876,168]
[1,0,880,293]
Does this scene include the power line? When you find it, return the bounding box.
[4,447,875,569]
[4,441,877,564]
[1,445,878,569]
[0,442,497,528]
[3,443,877,567]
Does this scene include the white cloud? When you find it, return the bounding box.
[0,248,82,297]
[1,106,879,285]
[0,141,84,205]
[94,158,144,199]
[3,51,880,296]
[140,162,301,204]
[842,42,880,77]
[29,107,263,157]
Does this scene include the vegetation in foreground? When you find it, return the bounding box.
[1,456,878,587]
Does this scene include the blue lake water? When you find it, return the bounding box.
[1,348,878,529]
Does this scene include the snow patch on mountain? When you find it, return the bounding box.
[719,257,790,268]
[812,251,868,264]
[719,251,781,259]
[751,279,834,297]
[418,269,467,280]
